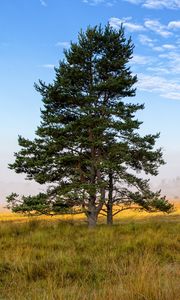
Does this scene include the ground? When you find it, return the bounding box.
[0,200,179,300]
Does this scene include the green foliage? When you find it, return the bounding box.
[8,23,172,225]
[126,188,174,213]
[6,192,79,215]
[7,193,49,214]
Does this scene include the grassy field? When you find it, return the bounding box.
[0,200,180,223]
[0,201,179,300]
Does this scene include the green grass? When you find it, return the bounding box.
[0,220,179,300]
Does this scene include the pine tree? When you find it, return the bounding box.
[105,173,172,225]
[8,24,173,227]
[102,129,173,225]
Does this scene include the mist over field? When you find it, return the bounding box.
[1,151,180,204]
[1,177,180,205]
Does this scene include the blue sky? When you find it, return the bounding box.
[0,0,180,201]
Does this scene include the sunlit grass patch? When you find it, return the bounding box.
[0,221,179,299]
[0,199,179,223]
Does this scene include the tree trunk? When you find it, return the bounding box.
[107,171,113,225]
[87,211,98,228]
[86,194,104,228]
[107,203,113,225]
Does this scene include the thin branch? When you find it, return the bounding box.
[99,212,107,217]
[101,208,108,213]
[112,206,140,216]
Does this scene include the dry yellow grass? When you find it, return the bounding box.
[0,200,179,223]
[112,199,180,223]
[0,200,179,299]
[0,219,179,299]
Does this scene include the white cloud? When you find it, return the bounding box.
[151,44,177,52]
[56,41,70,48]
[109,17,144,32]
[168,21,180,29]
[110,16,180,38]
[125,0,142,3]
[125,0,180,9]
[144,20,172,37]
[158,52,180,74]
[163,92,180,100]
[40,0,47,7]
[42,64,55,69]
[131,54,154,65]
[138,34,154,47]
[138,35,177,52]
[83,0,104,4]
[147,66,170,74]
[152,46,164,52]
[162,44,176,50]
[82,0,116,6]
[137,73,180,100]
[143,0,180,9]
[110,18,172,37]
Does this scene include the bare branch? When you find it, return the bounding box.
[112,206,141,216]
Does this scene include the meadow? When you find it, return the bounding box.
[0,202,179,300]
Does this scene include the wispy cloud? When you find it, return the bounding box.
[152,46,164,52]
[82,0,116,6]
[158,51,180,74]
[110,17,174,37]
[138,35,176,52]
[150,44,177,52]
[168,21,180,29]
[162,92,180,100]
[162,44,176,50]
[41,64,55,69]
[83,0,104,4]
[56,41,70,48]
[137,73,180,100]
[110,17,144,32]
[125,0,180,9]
[144,19,172,37]
[40,0,47,7]
[146,66,170,74]
[138,34,154,47]
[131,54,154,65]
